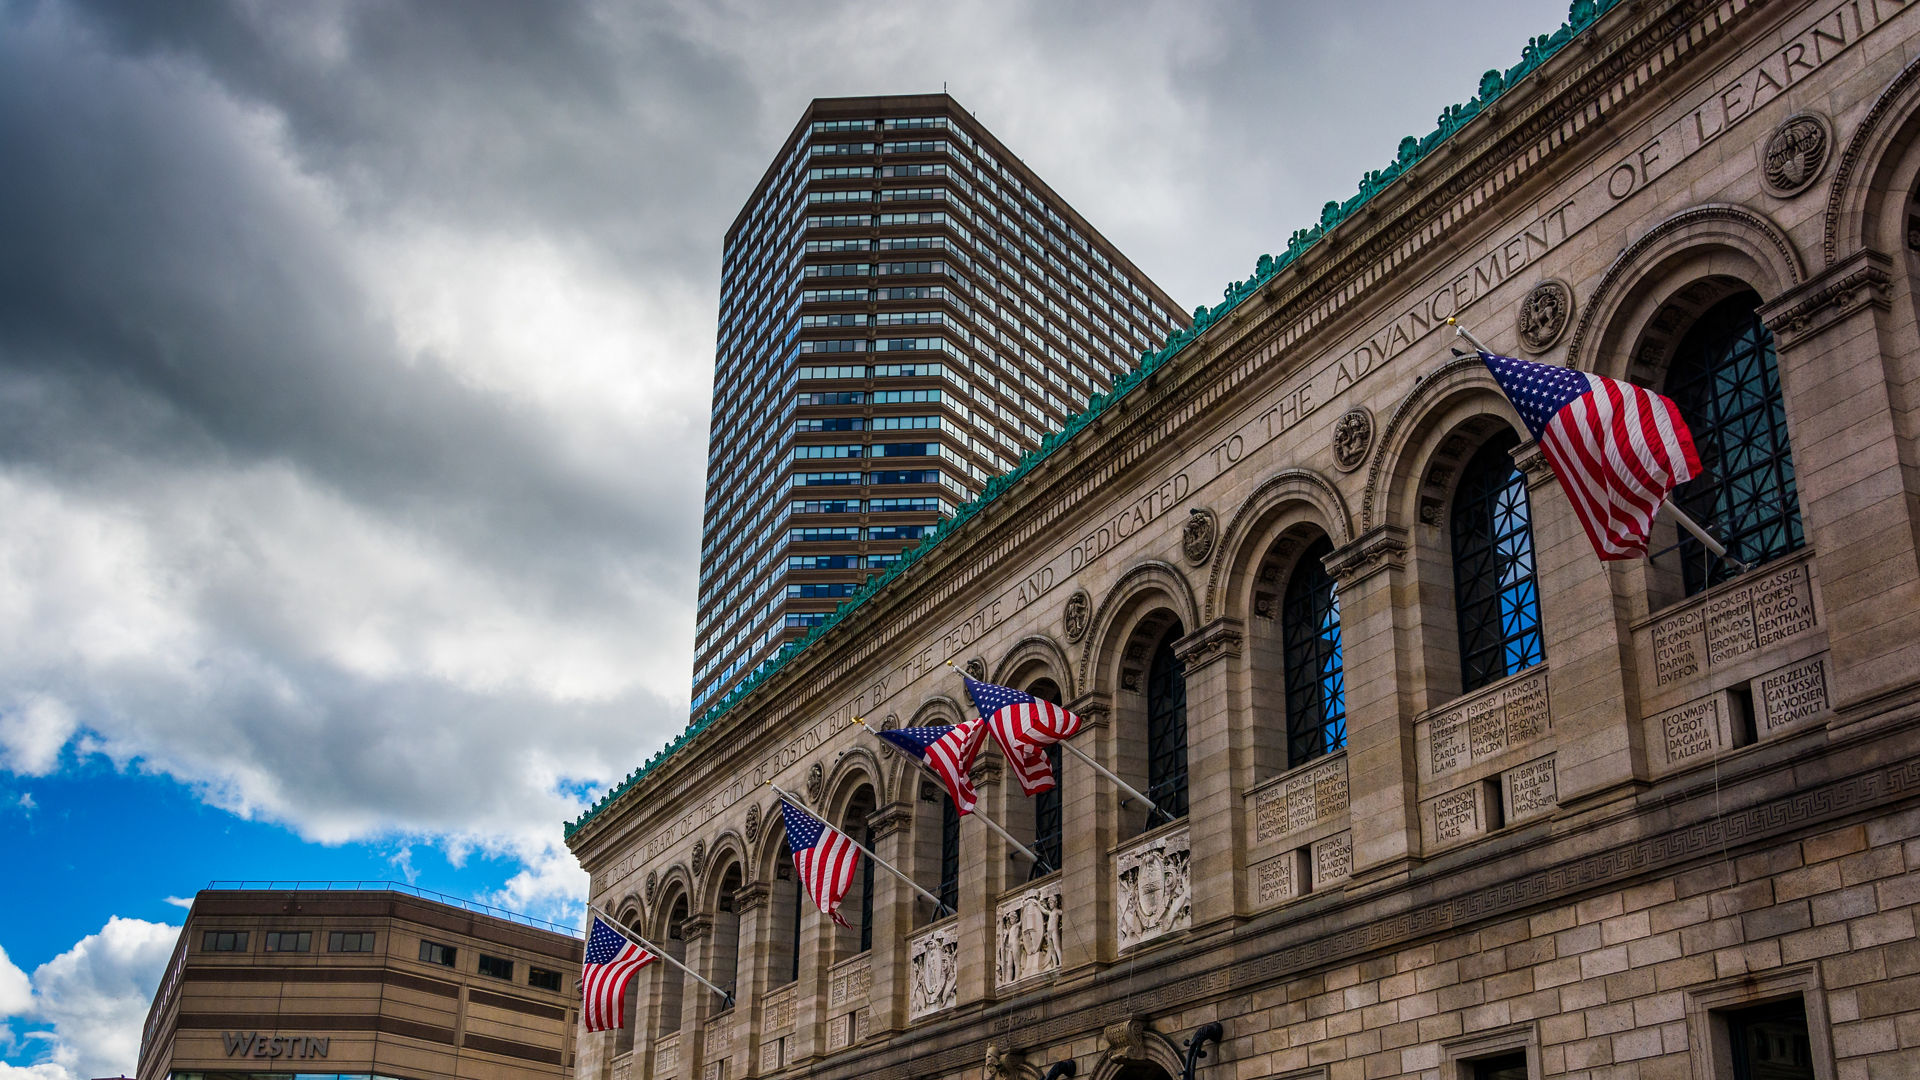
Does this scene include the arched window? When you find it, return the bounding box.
[1451,432,1545,694]
[709,864,743,999]
[1282,536,1346,768]
[1145,621,1189,821]
[1027,679,1064,878]
[837,786,877,956]
[937,797,960,913]
[615,906,643,1052]
[1666,291,1802,593]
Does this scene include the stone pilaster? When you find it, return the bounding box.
[1324,525,1419,880]
[1760,249,1920,717]
[731,881,772,1076]
[1060,691,1116,971]
[1172,616,1246,925]
[863,801,914,1037]
[676,913,717,1080]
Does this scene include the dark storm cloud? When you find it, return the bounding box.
[0,0,1569,865]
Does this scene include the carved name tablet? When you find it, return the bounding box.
[1655,695,1726,765]
[1253,756,1351,843]
[1254,851,1303,906]
[1652,562,1816,682]
[1419,670,1551,781]
[1427,785,1487,847]
[1757,655,1828,731]
[1311,832,1353,887]
[1504,756,1558,821]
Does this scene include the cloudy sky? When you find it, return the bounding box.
[0,0,1565,1073]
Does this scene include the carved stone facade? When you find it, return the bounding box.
[569,7,1920,1080]
[994,877,1064,988]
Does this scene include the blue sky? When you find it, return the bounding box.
[0,0,1566,1075]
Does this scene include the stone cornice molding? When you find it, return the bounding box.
[1173,618,1246,672]
[1325,526,1411,588]
[1758,248,1894,351]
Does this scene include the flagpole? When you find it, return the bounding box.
[588,904,734,1007]
[767,781,952,918]
[1055,739,1175,825]
[850,717,1054,874]
[1446,316,1752,576]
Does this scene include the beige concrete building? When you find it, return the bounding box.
[137,887,583,1080]
[565,1,1920,1079]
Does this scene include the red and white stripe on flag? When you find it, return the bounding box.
[1478,351,1703,561]
[581,915,655,1032]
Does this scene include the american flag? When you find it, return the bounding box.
[780,797,861,927]
[878,719,986,813]
[964,674,1082,797]
[580,915,654,1032]
[1478,350,1702,561]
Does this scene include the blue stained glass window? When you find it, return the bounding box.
[1665,292,1803,594]
[1282,536,1346,768]
[1451,432,1545,693]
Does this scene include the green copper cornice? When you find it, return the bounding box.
[566,0,1623,843]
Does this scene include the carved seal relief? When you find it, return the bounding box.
[1517,278,1573,352]
[690,839,707,878]
[646,869,658,904]
[805,761,825,804]
[744,802,761,844]
[1762,113,1829,197]
[1331,407,1373,472]
[1063,589,1091,643]
[1182,508,1217,565]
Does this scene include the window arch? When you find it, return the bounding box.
[1145,621,1189,821]
[1282,536,1346,768]
[708,862,744,999]
[1026,678,1064,878]
[835,786,877,957]
[1665,291,1802,593]
[1451,431,1545,694]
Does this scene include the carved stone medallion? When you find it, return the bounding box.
[646,870,659,904]
[690,839,707,878]
[1331,406,1374,472]
[1517,279,1573,352]
[745,802,761,844]
[1063,589,1091,643]
[1182,508,1217,565]
[805,761,824,804]
[965,656,988,680]
[1762,113,1829,197]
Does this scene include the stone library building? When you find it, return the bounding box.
[568,1,1920,1079]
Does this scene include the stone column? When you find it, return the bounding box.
[1059,691,1115,971]
[787,875,829,1067]
[1511,441,1647,807]
[1172,617,1246,925]
[1760,250,1920,717]
[863,800,914,1037]
[1325,526,1420,881]
[732,881,773,1077]
[960,759,1007,1005]
[676,914,717,1080]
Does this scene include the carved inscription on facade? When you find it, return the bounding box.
[657,1034,680,1078]
[1758,655,1829,731]
[1253,850,1305,906]
[1418,670,1551,781]
[703,1014,733,1056]
[760,1038,784,1074]
[1312,832,1353,887]
[1656,695,1727,766]
[1653,562,1817,682]
[908,922,959,1020]
[702,1063,722,1080]
[827,1015,850,1051]
[996,878,1064,988]
[1116,826,1191,951]
[828,955,870,1008]
[1253,756,1350,843]
[1425,784,1492,850]
[1505,756,1558,821]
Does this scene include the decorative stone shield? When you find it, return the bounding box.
[1762,113,1829,197]
[745,802,761,844]
[1332,407,1374,472]
[1182,508,1217,565]
[1064,589,1091,643]
[1517,279,1574,352]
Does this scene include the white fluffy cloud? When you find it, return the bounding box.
[0,919,179,1080]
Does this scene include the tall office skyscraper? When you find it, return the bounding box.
[692,94,1188,717]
